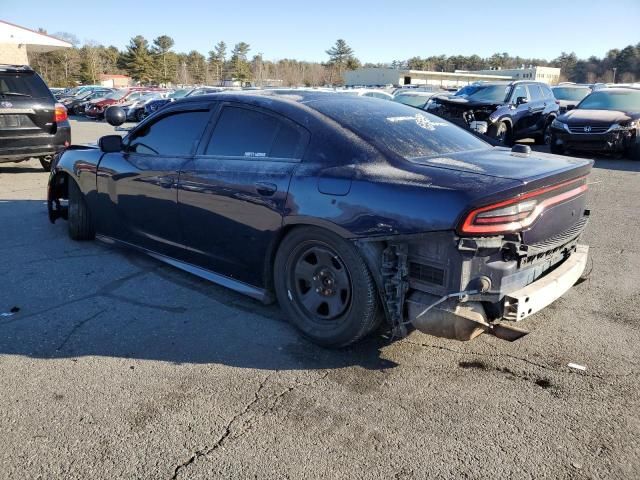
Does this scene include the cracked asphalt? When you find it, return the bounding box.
[1,119,639,479]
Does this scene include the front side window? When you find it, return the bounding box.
[205,106,305,159]
[511,85,528,103]
[128,110,210,155]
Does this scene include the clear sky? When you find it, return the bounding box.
[3,0,639,63]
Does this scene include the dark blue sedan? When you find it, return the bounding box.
[48,91,592,347]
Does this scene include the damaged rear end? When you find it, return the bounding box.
[371,165,592,342]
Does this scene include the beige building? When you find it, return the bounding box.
[456,66,561,84]
[0,20,71,65]
[99,74,131,88]
[345,67,513,88]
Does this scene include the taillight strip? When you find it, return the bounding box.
[459,176,588,235]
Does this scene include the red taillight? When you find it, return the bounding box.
[458,176,588,235]
[54,103,68,122]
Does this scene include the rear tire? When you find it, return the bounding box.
[68,180,95,241]
[274,227,380,348]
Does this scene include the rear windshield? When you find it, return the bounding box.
[393,94,430,108]
[552,87,591,102]
[578,90,640,111]
[312,98,489,160]
[0,72,52,99]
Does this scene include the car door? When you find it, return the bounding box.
[524,84,547,136]
[509,84,531,138]
[94,103,214,256]
[177,103,309,287]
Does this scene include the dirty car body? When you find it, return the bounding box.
[48,91,592,346]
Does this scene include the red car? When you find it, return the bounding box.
[85,88,163,119]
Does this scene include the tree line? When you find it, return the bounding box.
[29,31,639,88]
[30,32,360,87]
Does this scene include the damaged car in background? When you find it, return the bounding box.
[550,87,640,160]
[427,81,559,146]
[47,91,591,347]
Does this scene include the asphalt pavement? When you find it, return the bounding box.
[0,119,639,479]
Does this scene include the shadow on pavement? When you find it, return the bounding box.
[0,199,398,372]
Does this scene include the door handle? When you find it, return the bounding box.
[255,182,277,196]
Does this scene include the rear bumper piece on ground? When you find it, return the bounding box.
[405,244,588,342]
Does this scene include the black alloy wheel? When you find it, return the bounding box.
[290,244,352,322]
[274,227,380,347]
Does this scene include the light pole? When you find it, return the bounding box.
[612,67,617,84]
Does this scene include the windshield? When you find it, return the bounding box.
[170,89,189,99]
[394,94,429,108]
[578,90,640,111]
[105,89,129,100]
[455,85,510,103]
[312,98,488,160]
[552,87,591,102]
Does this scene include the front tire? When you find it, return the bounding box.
[626,142,640,161]
[487,120,512,146]
[68,180,95,241]
[274,227,379,348]
[535,119,553,146]
[39,157,51,171]
[550,135,565,155]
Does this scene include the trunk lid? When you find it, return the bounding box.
[411,147,592,185]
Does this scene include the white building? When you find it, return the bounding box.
[0,20,71,65]
[344,67,514,88]
[456,66,561,84]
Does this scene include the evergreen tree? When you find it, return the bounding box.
[152,35,175,84]
[230,42,251,83]
[208,41,227,83]
[325,39,358,84]
[123,35,154,83]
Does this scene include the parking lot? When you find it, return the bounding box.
[1,119,639,479]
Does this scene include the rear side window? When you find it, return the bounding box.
[128,110,210,156]
[541,85,554,99]
[205,106,306,159]
[0,72,52,99]
[527,84,543,101]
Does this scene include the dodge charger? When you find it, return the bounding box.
[48,91,592,347]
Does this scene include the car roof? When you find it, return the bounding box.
[175,89,393,113]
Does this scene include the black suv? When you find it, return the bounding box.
[0,65,71,171]
[426,81,559,146]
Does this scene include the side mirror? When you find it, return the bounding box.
[566,104,576,111]
[105,106,126,126]
[98,135,123,153]
[516,96,528,105]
